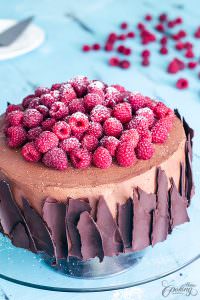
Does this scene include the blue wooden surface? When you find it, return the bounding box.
[0,0,200,299]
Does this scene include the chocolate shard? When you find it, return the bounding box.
[0,180,36,252]
[183,117,194,149]
[77,211,104,261]
[185,141,195,203]
[96,196,124,257]
[170,178,189,228]
[151,168,170,246]
[132,188,156,251]
[180,162,185,197]
[22,198,54,256]
[174,109,181,120]
[117,198,133,249]
[66,198,91,259]
[43,198,68,260]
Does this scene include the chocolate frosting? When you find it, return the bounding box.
[43,198,68,260]
[117,198,133,248]
[66,198,91,259]
[77,211,104,261]
[96,197,124,256]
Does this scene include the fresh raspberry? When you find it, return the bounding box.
[93,146,112,169]
[116,142,136,167]
[135,139,154,159]
[40,93,56,108]
[110,84,126,92]
[28,97,40,109]
[50,90,60,101]
[137,23,145,30]
[21,142,41,162]
[100,136,119,156]
[105,43,114,52]
[6,104,22,115]
[49,102,69,119]
[35,131,59,153]
[81,134,99,151]
[6,111,24,126]
[175,41,184,50]
[145,97,157,110]
[72,131,84,141]
[51,83,61,90]
[69,75,89,97]
[43,147,68,170]
[119,60,131,69]
[84,93,104,111]
[159,13,167,22]
[151,120,170,143]
[92,43,101,50]
[160,47,168,55]
[36,105,49,117]
[140,129,152,142]
[123,48,132,56]
[185,49,194,58]
[153,102,169,119]
[127,116,149,133]
[120,22,128,29]
[127,31,135,38]
[167,59,180,74]
[22,95,35,109]
[27,127,42,141]
[82,45,91,52]
[176,78,189,89]
[35,87,49,97]
[142,58,150,66]
[188,61,197,69]
[128,92,147,111]
[118,34,126,40]
[141,49,150,57]
[87,81,105,94]
[104,87,121,107]
[6,126,27,148]
[136,107,154,127]
[87,121,103,138]
[160,36,168,45]
[59,83,77,105]
[103,117,123,137]
[145,14,152,21]
[52,121,71,140]
[194,27,200,38]
[90,105,111,123]
[59,137,81,153]
[41,118,56,131]
[68,112,89,134]
[167,20,176,28]
[70,148,92,169]
[68,98,86,114]
[117,45,125,53]
[112,102,132,124]
[120,129,139,148]
[155,23,165,32]
[23,109,43,128]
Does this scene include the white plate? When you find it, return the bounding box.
[0,19,45,61]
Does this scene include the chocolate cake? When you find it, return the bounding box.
[0,76,194,265]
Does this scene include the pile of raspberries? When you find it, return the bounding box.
[4,76,174,170]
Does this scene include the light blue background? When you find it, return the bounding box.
[0,0,200,299]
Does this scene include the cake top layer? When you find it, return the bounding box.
[2,75,175,171]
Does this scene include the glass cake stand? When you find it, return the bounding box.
[0,155,199,293]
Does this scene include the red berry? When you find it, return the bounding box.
[70,148,92,169]
[175,41,184,50]
[28,97,40,109]
[151,120,170,143]
[185,49,194,58]
[127,31,135,38]
[35,87,49,97]
[69,76,89,98]
[116,142,136,167]
[21,142,41,162]
[160,47,168,55]
[6,111,24,126]
[112,102,132,124]
[123,48,132,56]
[93,146,112,169]
[92,43,101,50]
[49,102,68,119]
[36,105,49,117]
[51,83,61,91]
[136,107,154,127]
[145,14,152,21]
[104,43,113,51]
[81,134,98,151]
[120,22,128,30]
[23,109,43,128]
[87,80,105,94]
[187,61,197,69]
[40,93,56,108]
[175,17,182,24]
[43,147,68,170]
[155,23,165,32]
[27,127,42,141]
[137,23,145,30]
[159,13,167,22]
[82,45,91,52]
[6,126,27,148]
[160,36,168,45]
[35,131,59,153]
[100,136,119,156]
[68,98,86,114]
[184,42,193,49]
[142,58,150,66]
[178,30,186,38]
[127,115,149,134]
[110,84,126,92]
[59,84,77,105]
[176,78,189,89]
[128,92,147,111]
[52,121,71,140]
[119,60,131,69]
[107,33,117,42]
[90,105,111,123]
[68,112,89,134]
[50,90,60,101]
[118,34,126,41]
[41,118,56,131]
[59,137,80,153]
[194,28,200,38]
[141,49,150,57]
[135,139,154,159]
[22,95,35,109]
[117,45,125,53]
[103,117,123,137]
[167,20,176,28]
[153,102,169,119]
[120,129,139,148]
[109,57,120,66]
[84,93,104,111]
[167,59,182,74]
[87,122,103,138]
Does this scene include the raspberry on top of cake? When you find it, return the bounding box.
[3,75,175,170]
